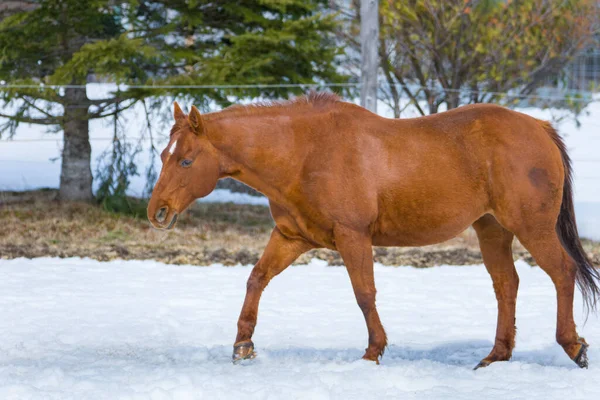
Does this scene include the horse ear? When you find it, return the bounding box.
[173,101,185,121]
[188,105,204,135]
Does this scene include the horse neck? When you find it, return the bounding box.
[205,112,297,203]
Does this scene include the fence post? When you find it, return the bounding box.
[360,0,379,113]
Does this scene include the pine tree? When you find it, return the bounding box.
[0,0,157,201]
[131,0,346,105]
[0,0,346,201]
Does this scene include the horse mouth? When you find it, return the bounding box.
[150,207,179,230]
[166,213,178,229]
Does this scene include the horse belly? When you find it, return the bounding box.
[372,195,487,247]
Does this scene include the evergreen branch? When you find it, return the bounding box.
[0,87,64,104]
[0,112,58,125]
[88,96,122,106]
[88,99,138,120]
[20,96,59,119]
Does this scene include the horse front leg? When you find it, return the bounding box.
[232,227,312,363]
[334,226,387,363]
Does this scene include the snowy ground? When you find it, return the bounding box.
[0,257,599,399]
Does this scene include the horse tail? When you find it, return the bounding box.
[542,121,600,313]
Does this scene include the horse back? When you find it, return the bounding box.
[291,103,562,247]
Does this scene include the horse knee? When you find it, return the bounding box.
[356,290,376,312]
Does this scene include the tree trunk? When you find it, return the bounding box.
[428,97,439,114]
[446,91,460,110]
[59,87,93,202]
[360,0,379,113]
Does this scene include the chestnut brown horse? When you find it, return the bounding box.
[147,92,599,369]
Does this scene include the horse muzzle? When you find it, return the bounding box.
[150,205,179,230]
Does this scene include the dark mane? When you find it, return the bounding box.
[206,91,342,120]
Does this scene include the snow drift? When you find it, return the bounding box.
[0,257,598,399]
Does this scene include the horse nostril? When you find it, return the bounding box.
[155,206,168,223]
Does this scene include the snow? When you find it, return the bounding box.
[197,189,270,206]
[0,257,599,399]
[0,84,599,237]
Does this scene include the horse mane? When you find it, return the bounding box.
[206,91,342,120]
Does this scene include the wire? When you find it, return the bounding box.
[0,136,158,142]
[0,157,599,179]
[575,159,600,163]
[0,82,597,103]
[0,83,357,89]
[0,141,598,164]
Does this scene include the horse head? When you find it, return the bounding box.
[147,102,220,229]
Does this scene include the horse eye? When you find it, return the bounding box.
[180,159,193,167]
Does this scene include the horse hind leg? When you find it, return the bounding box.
[492,203,589,367]
[488,119,595,367]
[472,214,519,369]
[515,227,589,367]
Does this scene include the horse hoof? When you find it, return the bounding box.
[362,355,380,365]
[232,340,256,364]
[573,339,589,369]
[473,360,490,370]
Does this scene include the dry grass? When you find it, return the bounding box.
[0,190,273,265]
[1,190,599,267]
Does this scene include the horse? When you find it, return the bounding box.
[147,92,599,369]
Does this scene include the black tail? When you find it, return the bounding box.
[543,121,600,313]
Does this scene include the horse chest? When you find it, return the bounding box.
[269,202,336,248]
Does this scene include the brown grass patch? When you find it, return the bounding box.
[1,190,599,267]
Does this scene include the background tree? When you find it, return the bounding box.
[127,0,345,106]
[0,0,158,201]
[0,0,346,202]
[338,0,598,117]
[0,1,37,16]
